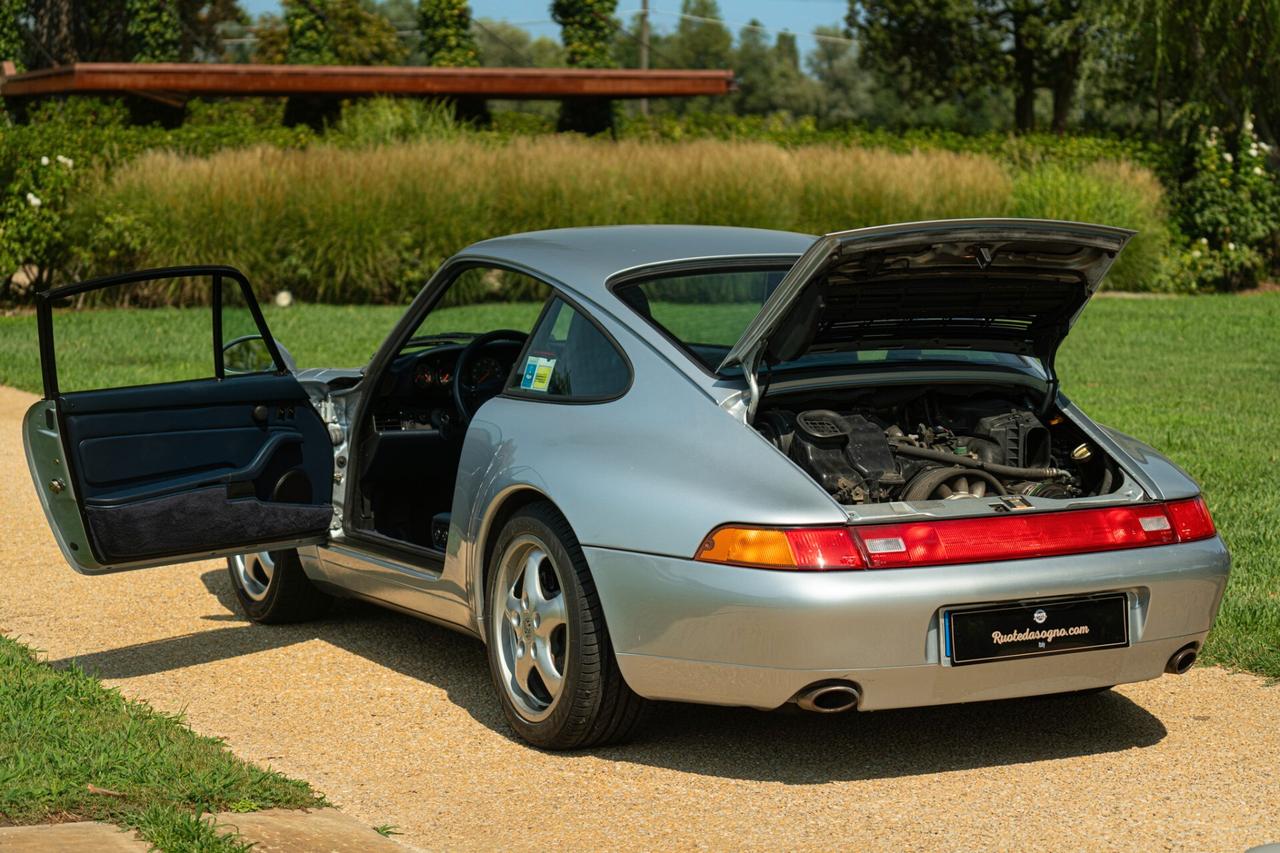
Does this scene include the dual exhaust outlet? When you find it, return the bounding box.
[795,645,1198,713]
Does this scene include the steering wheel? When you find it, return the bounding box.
[453,329,528,424]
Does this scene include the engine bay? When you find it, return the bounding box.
[755,385,1119,505]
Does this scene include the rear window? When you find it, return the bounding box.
[616,268,1039,376]
[616,269,785,371]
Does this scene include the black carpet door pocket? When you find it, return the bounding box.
[84,485,332,561]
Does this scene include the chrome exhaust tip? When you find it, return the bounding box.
[1166,645,1198,675]
[795,682,861,713]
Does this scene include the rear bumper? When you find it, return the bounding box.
[583,537,1230,711]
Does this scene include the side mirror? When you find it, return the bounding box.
[223,335,297,375]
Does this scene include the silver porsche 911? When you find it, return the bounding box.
[25,219,1229,749]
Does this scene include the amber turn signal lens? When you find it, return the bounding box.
[695,526,865,570]
[696,527,796,568]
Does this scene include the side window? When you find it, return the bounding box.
[47,283,213,393]
[509,298,629,400]
[221,277,282,375]
[42,270,283,394]
[408,266,550,340]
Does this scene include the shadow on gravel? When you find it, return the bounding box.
[620,692,1167,783]
[50,569,1168,785]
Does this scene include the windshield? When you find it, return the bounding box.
[616,267,1039,375]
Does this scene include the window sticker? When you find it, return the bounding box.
[520,355,556,392]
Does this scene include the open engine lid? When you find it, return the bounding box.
[717,218,1134,379]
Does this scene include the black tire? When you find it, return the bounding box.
[227,548,331,624]
[485,502,649,749]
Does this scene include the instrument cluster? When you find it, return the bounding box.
[412,359,454,390]
[411,354,505,390]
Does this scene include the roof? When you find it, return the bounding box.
[0,62,734,101]
[459,225,815,296]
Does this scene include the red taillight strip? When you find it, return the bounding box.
[852,497,1215,569]
[694,497,1216,571]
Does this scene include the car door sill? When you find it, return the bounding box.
[330,532,446,579]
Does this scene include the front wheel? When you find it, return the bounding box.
[485,502,648,749]
[227,548,331,624]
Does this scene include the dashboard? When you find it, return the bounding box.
[407,351,508,392]
[373,342,523,434]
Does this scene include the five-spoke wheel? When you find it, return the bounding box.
[485,502,649,749]
[494,538,569,721]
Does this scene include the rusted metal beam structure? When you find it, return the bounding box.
[0,62,734,101]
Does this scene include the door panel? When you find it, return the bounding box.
[25,266,335,575]
[62,373,333,565]
[61,374,329,502]
[77,428,280,489]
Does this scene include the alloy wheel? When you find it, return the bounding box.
[492,534,569,722]
[230,551,275,602]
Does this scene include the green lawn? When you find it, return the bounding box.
[1058,294,1280,678]
[0,634,323,849]
[0,295,1275,678]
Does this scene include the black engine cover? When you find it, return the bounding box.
[788,410,902,502]
[972,411,1051,468]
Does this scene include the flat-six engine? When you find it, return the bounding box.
[756,388,1116,505]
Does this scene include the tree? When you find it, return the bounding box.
[0,0,25,70]
[849,0,1092,133]
[126,0,182,62]
[419,0,479,66]
[1127,0,1280,146]
[613,10,672,70]
[16,1,247,68]
[184,0,251,61]
[806,24,872,124]
[550,0,618,133]
[732,22,823,117]
[252,0,405,128]
[419,2,489,123]
[731,20,773,114]
[552,0,616,67]
[272,0,405,65]
[770,32,824,116]
[670,0,731,69]
[474,18,564,67]
[29,0,91,65]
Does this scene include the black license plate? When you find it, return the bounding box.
[946,593,1129,665]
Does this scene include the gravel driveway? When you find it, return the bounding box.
[2,384,1277,851]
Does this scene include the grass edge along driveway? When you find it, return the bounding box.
[0,633,324,851]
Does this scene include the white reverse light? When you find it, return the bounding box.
[863,536,907,554]
[1139,515,1172,532]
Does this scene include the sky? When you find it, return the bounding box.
[238,1,850,60]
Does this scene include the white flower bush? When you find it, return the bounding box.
[3,147,82,292]
[1177,115,1279,290]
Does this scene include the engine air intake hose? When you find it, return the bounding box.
[891,441,1066,481]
